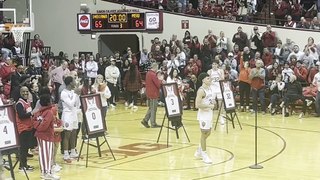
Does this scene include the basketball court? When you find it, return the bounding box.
[1,104,319,180]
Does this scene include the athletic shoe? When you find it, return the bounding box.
[52,165,61,173]
[306,99,313,107]
[219,116,225,125]
[279,102,284,108]
[271,108,276,115]
[19,165,34,172]
[42,173,60,180]
[194,147,202,159]
[110,104,115,108]
[133,105,138,109]
[63,154,71,161]
[70,152,79,158]
[151,124,161,128]
[267,103,272,110]
[128,103,133,108]
[141,121,150,128]
[201,151,212,164]
[27,153,34,158]
[299,112,304,119]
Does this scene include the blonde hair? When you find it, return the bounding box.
[255,59,264,68]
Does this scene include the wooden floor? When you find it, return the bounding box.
[5,103,320,180]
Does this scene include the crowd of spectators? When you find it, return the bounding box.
[111,0,320,29]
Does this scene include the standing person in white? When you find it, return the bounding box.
[86,55,98,84]
[194,72,215,164]
[313,65,320,117]
[207,60,225,124]
[105,58,120,107]
[60,76,80,161]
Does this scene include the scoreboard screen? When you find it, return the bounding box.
[91,13,145,31]
[77,11,162,32]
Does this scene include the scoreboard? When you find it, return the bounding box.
[77,11,162,32]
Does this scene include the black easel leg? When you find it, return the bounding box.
[181,124,190,142]
[156,114,166,143]
[96,137,102,157]
[77,140,85,162]
[167,116,169,148]
[86,139,89,168]
[103,135,116,161]
[235,112,242,130]
[175,126,179,139]
[8,154,15,180]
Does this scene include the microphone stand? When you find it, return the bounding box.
[249,89,263,169]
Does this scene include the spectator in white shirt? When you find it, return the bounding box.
[105,58,120,107]
[85,55,98,84]
[287,45,305,61]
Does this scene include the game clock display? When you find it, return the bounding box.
[92,13,145,31]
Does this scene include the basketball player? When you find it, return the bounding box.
[194,72,215,164]
[207,60,225,124]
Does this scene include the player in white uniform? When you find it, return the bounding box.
[207,60,225,124]
[194,73,215,164]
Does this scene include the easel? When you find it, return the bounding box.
[77,131,116,168]
[156,113,190,147]
[214,101,242,133]
[78,94,116,168]
[1,148,29,180]
[214,80,242,133]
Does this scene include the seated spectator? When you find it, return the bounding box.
[283,38,295,53]
[309,17,320,30]
[26,60,42,77]
[184,58,199,77]
[296,17,310,29]
[160,39,169,53]
[224,52,237,70]
[294,60,308,86]
[268,74,285,115]
[282,62,294,83]
[308,62,319,84]
[280,74,307,118]
[284,15,296,28]
[267,62,282,81]
[184,74,198,110]
[185,3,200,15]
[287,45,304,62]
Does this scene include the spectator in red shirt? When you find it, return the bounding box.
[31,34,44,52]
[294,60,308,86]
[141,62,163,128]
[262,48,273,68]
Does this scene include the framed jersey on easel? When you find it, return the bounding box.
[162,82,183,118]
[80,93,106,136]
[0,104,19,151]
[219,80,236,112]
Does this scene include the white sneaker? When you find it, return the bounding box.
[110,104,115,108]
[55,163,62,170]
[201,151,213,164]
[194,147,202,159]
[125,102,128,107]
[42,173,60,180]
[133,105,138,109]
[279,102,284,108]
[267,103,272,110]
[219,116,225,125]
[299,112,304,119]
[70,152,79,158]
[63,154,71,161]
[52,165,61,173]
[128,103,133,108]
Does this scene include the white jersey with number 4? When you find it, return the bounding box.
[0,107,17,149]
